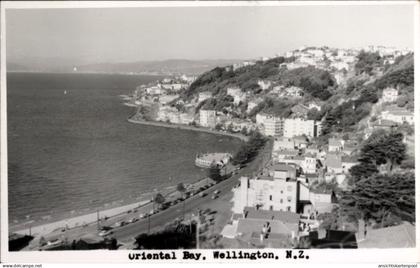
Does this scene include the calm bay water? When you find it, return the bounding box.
[7,72,242,226]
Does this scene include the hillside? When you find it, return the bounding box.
[181,50,414,135]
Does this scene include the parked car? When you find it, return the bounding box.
[47,239,62,246]
[139,213,146,219]
[128,217,138,223]
[213,190,221,195]
[199,192,207,197]
[98,230,113,237]
[211,194,218,200]
[100,226,113,231]
[112,221,126,228]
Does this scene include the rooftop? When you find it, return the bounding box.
[284,155,305,161]
[325,153,342,168]
[237,218,296,236]
[272,163,297,172]
[373,119,398,127]
[277,149,299,155]
[243,207,300,223]
[358,222,415,248]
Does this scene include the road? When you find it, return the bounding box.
[112,138,274,243]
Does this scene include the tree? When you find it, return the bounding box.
[350,130,406,181]
[240,127,248,136]
[232,131,267,166]
[227,123,234,133]
[306,108,321,121]
[154,193,166,210]
[340,172,415,227]
[355,51,383,75]
[396,95,409,107]
[349,161,378,181]
[177,183,187,219]
[208,163,222,182]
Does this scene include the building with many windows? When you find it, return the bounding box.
[256,113,284,137]
[199,109,216,128]
[233,174,299,214]
[283,118,317,138]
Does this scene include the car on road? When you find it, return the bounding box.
[128,217,138,223]
[148,209,160,215]
[139,213,146,219]
[99,226,113,231]
[213,190,221,195]
[112,221,126,228]
[98,230,113,237]
[46,239,62,246]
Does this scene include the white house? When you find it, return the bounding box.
[284,86,304,98]
[258,80,271,90]
[381,108,414,125]
[180,113,195,125]
[247,99,263,113]
[381,87,399,103]
[328,138,344,152]
[198,91,213,103]
[227,87,242,97]
[302,155,317,174]
[307,102,322,111]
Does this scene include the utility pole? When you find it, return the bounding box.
[195,209,201,249]
[97,210,100,231]
[148,214,151,234]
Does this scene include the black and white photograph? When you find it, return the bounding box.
[0,1,418,264]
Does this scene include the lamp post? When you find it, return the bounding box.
[148,189,158,234]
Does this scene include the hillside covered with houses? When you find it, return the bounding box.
[128,45,414,248]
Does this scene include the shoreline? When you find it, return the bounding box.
[11,176,212,237]
[127,118,249,142]
[10,102,247,238]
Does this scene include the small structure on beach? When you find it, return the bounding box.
[195,152,232,169]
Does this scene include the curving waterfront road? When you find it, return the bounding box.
[112,139,273,244]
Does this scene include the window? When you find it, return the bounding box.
[280,199,283,203]
[287,206,291,212]
[280,190,283,194]
[269,195,272,201]
[269,205,273,211]
[287,196,292,202]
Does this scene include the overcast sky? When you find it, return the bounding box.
[6,5,415,65]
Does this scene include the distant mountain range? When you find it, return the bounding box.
[7,59,244,75]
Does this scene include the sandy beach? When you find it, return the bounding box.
[12,200,151,237]
[11,177,213,237]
